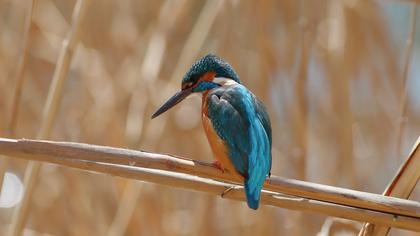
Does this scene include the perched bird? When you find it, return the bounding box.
[151,54,272,209]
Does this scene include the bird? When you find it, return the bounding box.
[151,54,272,209]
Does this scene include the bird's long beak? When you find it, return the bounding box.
[151,88,192,119]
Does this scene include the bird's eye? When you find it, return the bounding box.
[182,82,193,90]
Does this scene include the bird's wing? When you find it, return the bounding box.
[252,95,272,171]
[207,84,271,209]
[207,86,251,175]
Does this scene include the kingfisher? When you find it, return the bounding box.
[151,54,272,209]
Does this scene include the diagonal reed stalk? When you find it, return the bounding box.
[0,137,419,232]
[108,1,188,235]
[358,138,420,236]
[7,1,88,235]
[142,0,223,159]
[108,1,224,235]
[358,4,418,236]
[0,0,34,198]
[166,0,224,86]
[7,0,34,136]
[319,218,361,235]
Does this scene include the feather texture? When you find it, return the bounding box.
[204,84,272,209]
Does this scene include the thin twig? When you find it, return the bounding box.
[7,1,88,235]
[0,138,419,231]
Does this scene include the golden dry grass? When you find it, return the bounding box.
[0,0,419,235]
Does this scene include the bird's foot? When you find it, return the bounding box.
[212,160,225,173]
[221,186,240,198]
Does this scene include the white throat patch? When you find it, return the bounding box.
[213,77,238,87]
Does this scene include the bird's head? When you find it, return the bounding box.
[151,54,240,118]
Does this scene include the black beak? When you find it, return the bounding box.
[151,88,192,119]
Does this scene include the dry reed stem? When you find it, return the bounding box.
[358,138,420,236]
[112,1,223,233]
[0,157,7,195]
[8,0,34,136]
[319,218,361,236]
[0,0,34,197]
[125,0,188,149]
[326,1,357,189]
[292,2,310,235]
[109,1,188,235]
[107,181,143,236]
[295,0,309,181]
[358,5,418,236]
[0,138,419,231]
[0,138,419,218]
[144,0,223,151]
[395,4,417,162]
[0,154,9,203]
[166,0,223,86]
[7,1,88,235]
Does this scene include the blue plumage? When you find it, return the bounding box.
[182,54,241,84]
[192,81,219,93]
[151,54,272,210]
[207,84,272,209]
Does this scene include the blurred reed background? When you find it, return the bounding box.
[0,0,419,235]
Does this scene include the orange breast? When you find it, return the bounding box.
[202,92,241,178]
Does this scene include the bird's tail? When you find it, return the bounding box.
[244,177,262,210]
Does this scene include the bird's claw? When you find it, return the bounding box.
[212,160,226,173]
[221,186,239,198]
